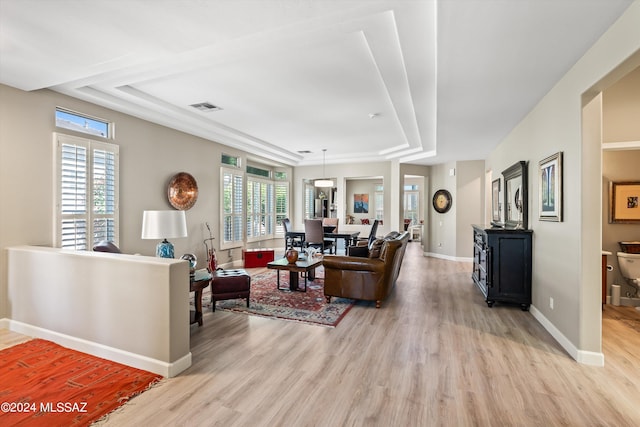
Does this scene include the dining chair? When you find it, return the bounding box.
[304,219,334,254]
[282,218,304,249]
[356,219,379,247]
[322,217,339,233]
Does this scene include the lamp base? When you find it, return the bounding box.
[156,239,174,258]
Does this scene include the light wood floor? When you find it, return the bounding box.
[3,243,639,426]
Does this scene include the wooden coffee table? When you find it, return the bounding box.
[267,257,323,292]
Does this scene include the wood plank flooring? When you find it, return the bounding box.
[3,243,639,426]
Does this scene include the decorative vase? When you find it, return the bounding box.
[285,248,299,264]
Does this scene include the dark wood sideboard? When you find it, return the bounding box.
[472,225,533,311]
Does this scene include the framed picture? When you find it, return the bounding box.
[491,178,501,224]
[538,152,563,222]
[354,193,369,213]
[609,181,640,223]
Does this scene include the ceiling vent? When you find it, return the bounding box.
[190,102,222,112]
[297,150,312,154]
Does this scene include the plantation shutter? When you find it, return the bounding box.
[56,133,119,249]
[222,168,244,247]
[275,182,288,235]
[60,141,88,249]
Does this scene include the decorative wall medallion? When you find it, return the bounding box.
[432,189,452,214]
[168,172,198,210]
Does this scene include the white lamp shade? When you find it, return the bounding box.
[141,210,188,239]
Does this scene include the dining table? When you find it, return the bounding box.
[285,230,360,252]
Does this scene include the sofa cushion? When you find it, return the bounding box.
[368,238,385,258]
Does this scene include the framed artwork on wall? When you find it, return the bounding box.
[354,194,369,213]
[609,181,640,223]
[538,152,563,222]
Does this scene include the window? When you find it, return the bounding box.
[221,161,290,247]
[221,168,244,249]
[55,108,112,139]
[246,178,274,240]
[404,185,419,224]
[55,133,119,249]
[275,182,289,235]
[221,154,240,167]
[304,182,315,219]
[374,184,384,221]
[246,164,289,241]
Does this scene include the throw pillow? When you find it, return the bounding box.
[361,218,370,225]
[368,238,385,258]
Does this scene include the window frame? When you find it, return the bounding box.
[54,132,119,250]
[220,166,245,250]
[55,107,113,139]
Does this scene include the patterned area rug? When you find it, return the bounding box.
[0,338,161,426]
[194,269,354,327]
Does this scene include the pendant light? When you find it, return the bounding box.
[314,149,334,187]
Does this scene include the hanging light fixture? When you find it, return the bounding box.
[314,149,334,187]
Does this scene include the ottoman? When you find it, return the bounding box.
[211,269,251,312]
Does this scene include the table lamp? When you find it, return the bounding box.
[141,210,188,258]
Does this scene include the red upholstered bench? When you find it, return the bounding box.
[211,269,251,312]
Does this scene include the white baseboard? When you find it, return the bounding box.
[3,319,191,377]
[529,306,604,367]
[423,252,473,263]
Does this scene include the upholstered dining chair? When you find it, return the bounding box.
[322,217,339,233]
[304,219,334,254]
[282,218,304,249]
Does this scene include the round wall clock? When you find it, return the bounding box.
[432,189,452,214]
[168,172,198,210]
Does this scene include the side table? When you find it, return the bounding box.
[190,270,212,326]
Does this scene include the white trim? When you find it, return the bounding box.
[4,320,191,377]
[424,252,473,263]
[529,305,605,367]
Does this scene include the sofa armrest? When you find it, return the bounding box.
[346,245,369,257]
[322,255,385,273]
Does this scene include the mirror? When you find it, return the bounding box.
[502,161,528,229]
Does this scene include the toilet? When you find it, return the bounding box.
[617,251,640,311]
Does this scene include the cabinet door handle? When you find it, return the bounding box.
[486,247,492,287]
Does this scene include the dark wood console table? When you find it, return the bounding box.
[190,270,212,326]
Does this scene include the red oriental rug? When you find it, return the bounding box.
[0,339,162,426]
[194,268,355,327]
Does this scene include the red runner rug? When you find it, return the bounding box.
[0,339,162,426]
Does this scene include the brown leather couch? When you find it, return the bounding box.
[322,231,410,308]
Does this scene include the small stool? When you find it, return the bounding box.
[211,269,251,311]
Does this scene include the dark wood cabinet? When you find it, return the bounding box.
[472,225,532,311]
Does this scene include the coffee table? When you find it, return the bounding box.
[267,256,323,292]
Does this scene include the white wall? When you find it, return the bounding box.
[428,162,457,257]
[486,2,640,360]
[5,246,190,377]
[456,161,486,259]
[0,84,290,317]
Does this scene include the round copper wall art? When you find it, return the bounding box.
[168,172,198,210]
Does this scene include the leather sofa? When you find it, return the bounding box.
[322,231,410,308]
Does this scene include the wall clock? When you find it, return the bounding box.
[432,189,452,214]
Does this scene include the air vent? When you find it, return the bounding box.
[190,102,222,112]
[297,150,312,154]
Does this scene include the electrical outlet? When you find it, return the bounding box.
[550,297,554,310]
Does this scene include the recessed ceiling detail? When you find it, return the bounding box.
[0,0,633,166]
